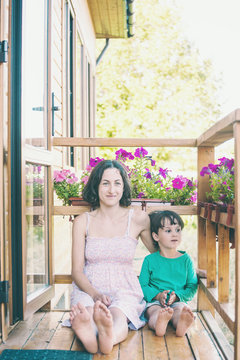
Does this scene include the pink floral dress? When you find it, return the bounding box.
[70,209,146,330]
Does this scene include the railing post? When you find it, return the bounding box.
[218,224,229,303]
[234,121,240,360]
[197,146,215,313]
[206,220,216,288]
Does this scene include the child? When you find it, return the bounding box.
[139,210,198,337]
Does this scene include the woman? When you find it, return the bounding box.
[69,160,155,354]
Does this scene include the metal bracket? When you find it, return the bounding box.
[0,281,9,304]
[0,41,8,63]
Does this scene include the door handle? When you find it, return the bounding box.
[52,92,61,136]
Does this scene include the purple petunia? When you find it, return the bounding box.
[89,157,104,168]
[134,147,148,158]
[137,192,145,198]
[115,148,134,161]
[200,166,211,176]
[144,169,152,179]
[159,168,168,179]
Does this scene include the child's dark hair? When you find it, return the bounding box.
[149,210,184,249]
[82,160,131,208]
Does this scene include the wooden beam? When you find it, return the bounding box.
[199,279,235,333]
[52,137,197,147]
[197,109,240,147]
[53,205,198,216]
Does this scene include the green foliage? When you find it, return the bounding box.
[96,0,222,170]
[200,157,234,204]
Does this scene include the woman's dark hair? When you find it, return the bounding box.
[149,210,184,249]
[82,160,131,208]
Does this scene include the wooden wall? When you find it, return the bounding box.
[51,0,96,307]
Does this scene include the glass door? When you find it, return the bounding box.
[19,0,53,319]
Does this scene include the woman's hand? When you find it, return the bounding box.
[93,293,111,306]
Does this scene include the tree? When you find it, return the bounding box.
[96,0,222,172]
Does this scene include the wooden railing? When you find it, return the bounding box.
[52,109,240,360]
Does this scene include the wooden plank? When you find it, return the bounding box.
[54,274,72,284]
[48,312,74,350]
[52,137,197,148]
[142,325,168,360]
[93,344,119,360]
[23,312,64,349]
[206,220,217,287]
[0,312,45,351]
[199,279,234,332]
[218,225,230,303]
[53,205,197,216]
[165,323,194,359]
[234,121,240,360]
[119,329,143,360]
[187,314,223,360]
[197,109,240,147]
[201,311,234,360]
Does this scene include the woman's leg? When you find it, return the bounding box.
[146,305,173,336]
[171,304,195,336]
[93,302,128,354]
[70,303,98,353]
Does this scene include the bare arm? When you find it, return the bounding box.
[134,210,156,253]
[71,213,111,305]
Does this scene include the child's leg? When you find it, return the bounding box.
[146,305,173,337]
[171,303,195,337]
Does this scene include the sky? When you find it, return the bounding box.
[180,0,240,117]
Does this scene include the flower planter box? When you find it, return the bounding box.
[197,201,234,226]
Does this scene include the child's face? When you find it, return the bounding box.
[153,218,182,251]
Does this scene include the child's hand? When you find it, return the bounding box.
[167,291,178,305]
[156,290,170,307]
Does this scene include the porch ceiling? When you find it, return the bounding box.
[87,0,134,38]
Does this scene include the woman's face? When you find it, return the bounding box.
[98,168,124,207]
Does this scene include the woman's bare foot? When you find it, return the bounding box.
[93,300,113,354]
[176,306,195,337]
[155,307,174,336]
[70,303,98,353]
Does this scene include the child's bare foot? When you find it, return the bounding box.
[155,307,174,336]
[93,300,113,354]
[70,303,98,353]
[176,306,195,337]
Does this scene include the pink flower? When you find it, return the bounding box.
[54,170,66,183]
[66,178,74,184]
[81,176,89,185]
[86,165,92,171]
[172,177,185,190]
[137,192,145,198]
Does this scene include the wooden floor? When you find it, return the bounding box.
[0,311,232,359]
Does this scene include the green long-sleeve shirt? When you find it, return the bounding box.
[139,251,198,303]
